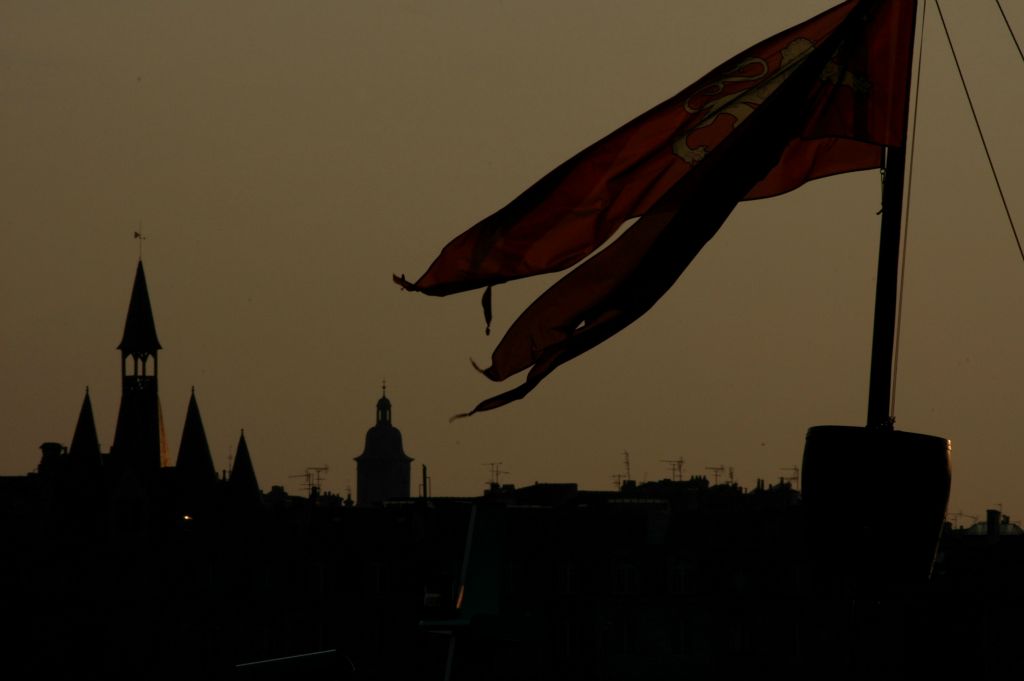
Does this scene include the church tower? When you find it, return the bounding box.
[354,383,412,506]
[111,261,167,475]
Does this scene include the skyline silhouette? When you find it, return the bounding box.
[2,0,1023,517]
[4,287,1009,676]
[6,440,1023,677]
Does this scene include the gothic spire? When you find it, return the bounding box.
[69,387,101,466]
[175,388,216,485]
[229,430,261,505]
[118,260,161,355]
[111,260,166,473]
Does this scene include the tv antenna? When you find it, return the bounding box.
[483,462,507,486]
[622,450,632,482]
[947,510,977,529]
[780,466,800,490]
[705,465,724,486]
[661,458,685,482]
[289,465,329,497]
[288,472,308,494]
[308,466,329,494]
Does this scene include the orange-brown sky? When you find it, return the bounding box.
[2,1,1022,520]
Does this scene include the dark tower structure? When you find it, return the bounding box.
[176,389,216,484]
[176,389,217,510]
[354,383,412,507]
[111,261,167,475]
[228,429,262,508]
[69,387,102,468]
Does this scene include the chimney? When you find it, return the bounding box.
[38,442,64,475]
[987,509,1001,542]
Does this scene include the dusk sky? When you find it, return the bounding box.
[2,1,1022,520]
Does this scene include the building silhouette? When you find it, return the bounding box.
[354,383,412,506]
[6,260,1024,679]
[13,259,263,520]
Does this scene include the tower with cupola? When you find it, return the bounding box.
[354,383,412,506]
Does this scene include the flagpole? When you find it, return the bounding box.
[866,145,906,429]
[803,2,953,592]
[865,0,918,430]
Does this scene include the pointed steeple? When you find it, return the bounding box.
[118,260,161,354]
[229,430,261,505]
[111,260,166,474]
[69,387,102,466]
[176,388,216,485]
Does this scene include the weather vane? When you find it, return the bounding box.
[133,228,147,259]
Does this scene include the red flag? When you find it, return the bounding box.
[399,0,916,415]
